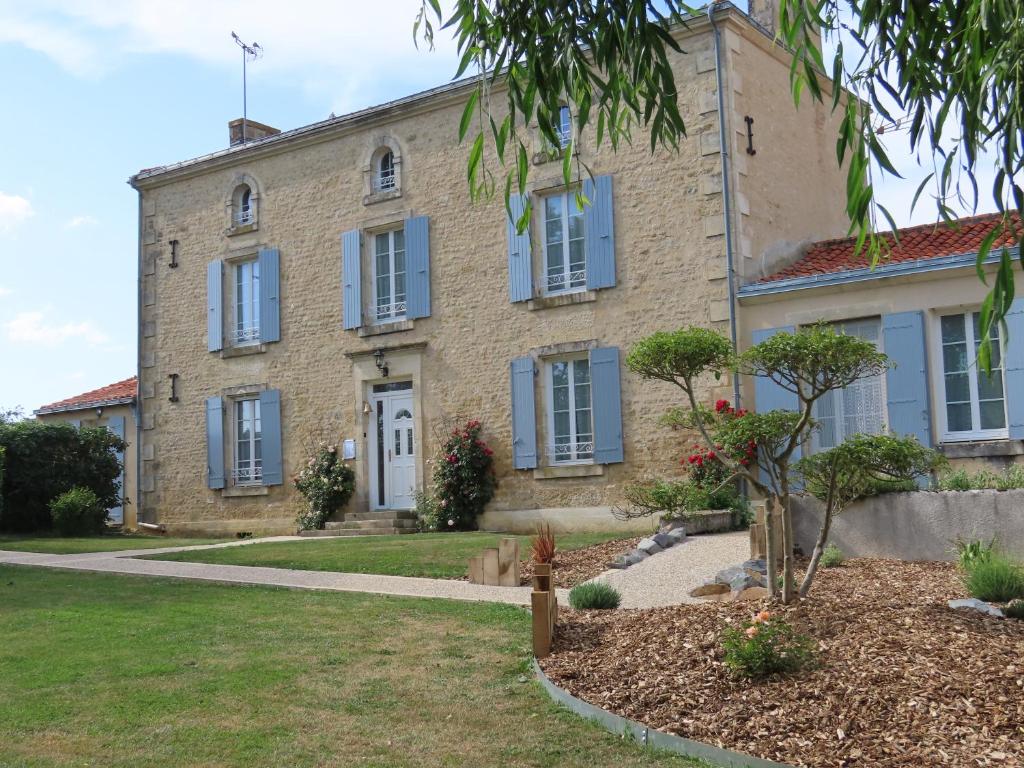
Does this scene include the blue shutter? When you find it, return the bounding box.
[590,347,624,464]
[405,216,431,319]
[510,357,537,469]
[882,311,933,446]
[258,247,281,343]
[342,229,362,330]
[1004,298,1024,439]
[584,175,616,290]
[205,396,225,490]
[207,261,223,352]
[507,194,533,302]
[260,389,283,486]
[752,327,801,480]
[67,419,81,428]
[106,415,126,524]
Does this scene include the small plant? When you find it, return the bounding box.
[49,486,107,536]
[962,554,1024,603]
[954,538,996,572]
[414,491,440,531]
[433,419,496,530]
[294,443,356,530]
[937,465,1024,491]
[531,522,556,565]
[820,544,844,568]
[569,582,621,610]
[721,611,816,679]
[1005,600,1024,620]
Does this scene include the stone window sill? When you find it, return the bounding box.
[363,189,402,206]
[527,290,597,311]
[358,319,414,337]
[225,223,258,237]
[221,343,267,359]
[533,464,604,480]
[938,440,1024,459]
[222,485,269,498]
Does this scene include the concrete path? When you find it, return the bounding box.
[0,539,568,607]
[586,530,750,608]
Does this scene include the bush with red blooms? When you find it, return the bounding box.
[682,398,758,482]
[433,420,497,531]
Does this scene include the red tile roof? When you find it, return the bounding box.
[759,212,1021,284]
[35,376,138,415]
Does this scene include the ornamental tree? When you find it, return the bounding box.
[433,419,497,530]
[626,324,893,603]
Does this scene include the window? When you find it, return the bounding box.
[547,357,593,463]
[373,229,406,322]
[234,398,262,485]
[938,311,1007,440]
[542,191,585,294]
[233,184,254,226]
[375,150,396,192]
[812,318,886,450]
[555,105,572,148]
[233,259,261,344]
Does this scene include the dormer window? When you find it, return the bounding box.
[376,150,396,192]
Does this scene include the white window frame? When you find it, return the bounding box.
[541,189,586,296]
[932,309,1010,442]
[233,397,262,486]
[555,105,572,149]
[375,150,396,192]
[372,228,407,323]
[545,354,594,465]
[810,317,887,452]
[233,184,254,226]
[232,258,260,346]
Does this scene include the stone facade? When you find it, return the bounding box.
[131,7,849,535]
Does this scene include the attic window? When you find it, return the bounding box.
[376,150,396,192]
[233,184,254,226]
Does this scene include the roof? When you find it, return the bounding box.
[35,376,138,416]
[758,212,1021,285]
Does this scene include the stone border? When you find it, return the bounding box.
[607,529,686,569]
[532,659,795,768]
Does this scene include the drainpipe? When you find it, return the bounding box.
[133,185,147,527]
[708,2,742,410]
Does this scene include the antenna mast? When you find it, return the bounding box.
[231,32,263,144]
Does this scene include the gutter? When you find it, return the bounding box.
[709,2,743,409]
[34,397,136,417]
[737,247,1016,299]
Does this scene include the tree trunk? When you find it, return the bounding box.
[764,495,780,600]
[780,493,797,604]
[799,503,833,598]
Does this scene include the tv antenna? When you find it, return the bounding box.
[231,32,263,144]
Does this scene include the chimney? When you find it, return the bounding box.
[746,0,778,35]
[229,118,280,147]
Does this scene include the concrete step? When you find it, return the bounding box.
[344,510,418,522]
[298,527,418,537]
[338,518,419,530]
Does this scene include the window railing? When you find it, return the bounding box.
[546,269,586,293]
[374,169,396,192]
[232,323,261,345]
[233,464,263,486]
[556,126,572,149]
[375,301,407,321]
[234,206,254,226]
[549,440,594,463]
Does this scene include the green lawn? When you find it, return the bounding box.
[146,531,630,578]
[0,566,701,768]
[0,534,228,555]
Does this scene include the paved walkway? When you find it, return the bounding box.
[586,530,750,608]
[0,530,748,609]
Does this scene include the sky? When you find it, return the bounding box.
[0,0,999,414]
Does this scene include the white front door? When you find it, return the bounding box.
[370,384,416,510]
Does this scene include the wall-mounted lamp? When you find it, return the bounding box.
[168,239,179,268]
[168,373,180,403]
[362,401,373,415]
[374,348,389,378]
[95,406,104,418]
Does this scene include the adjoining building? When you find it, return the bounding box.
[35,377,139,528]
[129,1,851,535]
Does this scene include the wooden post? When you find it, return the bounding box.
[482,548,500,585]
[531,590,552,657]
[468,555,484,584]
[498,538,520,586]
[532,562,551,593]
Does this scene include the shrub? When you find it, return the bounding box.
[963,554,1024,603]
[721,611,815,679]
[954,538,996,572]
[433,420,496,531]
[569,582,621,610]
[294,443,356,530]
[49,486,107,536]
[414,491,440,531]
[531,522,556,564]
[820,544,844,568]
[0,422,124,533]
[937,465,1024,491]
[1005,600,1024,620]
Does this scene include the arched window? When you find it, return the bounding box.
[233,184,254,226]
[376,150,396,192]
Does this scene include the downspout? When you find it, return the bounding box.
[133,185,147,528]
[708,2,742,409]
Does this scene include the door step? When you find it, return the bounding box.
[344,510,418,522]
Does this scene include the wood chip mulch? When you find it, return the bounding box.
[520,536,641,588]
[540,559,1024,768]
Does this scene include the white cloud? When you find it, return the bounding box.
[5,310,109,347]
[65,214,98,228]
[0,1,460,112]
[0,286,11,297]
[0,192,33,233]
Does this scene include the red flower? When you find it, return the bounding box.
[715,399,730,413]
[484,447,493,456]
[446,454,458,463]
[707,450,716,460]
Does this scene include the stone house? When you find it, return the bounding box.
[34,377,138,529]
[741,212,1024,471]
[129,1,850,536]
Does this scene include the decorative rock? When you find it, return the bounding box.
[715,566,747,585]
[652,532,674,549]
[637,538,663,555]
[606,558,629,570]
[633,549,650,561]
[741,559,768,575]
[659,517,686,533]
[666,527,687,543]
[689,582,730,598]
[743,569,767,587]
[948,598,1005,618]
[733,586,769,602]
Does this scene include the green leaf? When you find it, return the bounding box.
[458,88,479,142]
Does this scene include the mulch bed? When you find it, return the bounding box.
[541,559,1024,767]
[520,536,641,588]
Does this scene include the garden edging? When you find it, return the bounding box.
[532,658,796,768]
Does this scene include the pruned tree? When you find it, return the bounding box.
[794,433,944,597]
